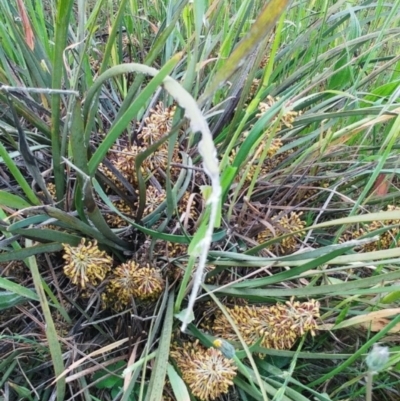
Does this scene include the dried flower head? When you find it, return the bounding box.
[248,78,260,99]
[230,135,285,184]
[121,33,138,51]
[89,55,101,74]
[266,137,283,157]
[257,96,276,114]
[257,212,305,254]
[139,102,176,144]
[142,143,169,171]
[115,145,144,185]
[154,241,188,259]
[252,137,283,180]
[46,182,57,198]
[212,305,269,348]
[105,199,133,228]
[63,239,112,288]
[102,261,138,310]
[135,186,166,216]
[37,181,58,202]
[259,53,270,69]
[103,261,164,310]
[257,96,300,130]
[211,299,319,354]
[100,145,144,191]
[168,242,188,258]
[132,264,164,300]
[140,144,182,183]
[284,298,320,336]
[170,340,237,400]
[262,147,294,174]
[137,102,182,179]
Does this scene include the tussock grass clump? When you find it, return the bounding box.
[2,0,400,400]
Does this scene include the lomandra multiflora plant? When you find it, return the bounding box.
[3,0,400,400]
[84,61,222,331]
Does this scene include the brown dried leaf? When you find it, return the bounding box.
[359,318,400,333]
[372,174,391,197]
[319,308,400,332]
[16,0,35,50]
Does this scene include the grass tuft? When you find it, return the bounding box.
[1,0,400,400]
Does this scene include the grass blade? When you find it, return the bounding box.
[25,239,65,401]
[0,276,38,302]
[145,292,175,401]
[51,0,74,202]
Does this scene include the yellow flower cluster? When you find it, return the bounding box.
[138,103,180,174]
[230,136,283,183]
[257,95,300,130]
[46,182,56,198]
[135,186,167,217]
[121,33,138,54]
[62,241,165,308]
[105,199,133,228]
[231,96,300,183]
[248,78,260,99]
[89,55,100,74]
[100,102,182,224]
[257,211,305,254]
[256,96,299,174]
[102,260,164,310]
[342,205,400,252]
[170,340,237,401]
[291,181,330,205]
[211,299,319,352]
[139,103,176,142]
[62,239,113,288]
[101,145,142,189]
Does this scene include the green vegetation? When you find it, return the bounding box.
[1,0,400,400]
